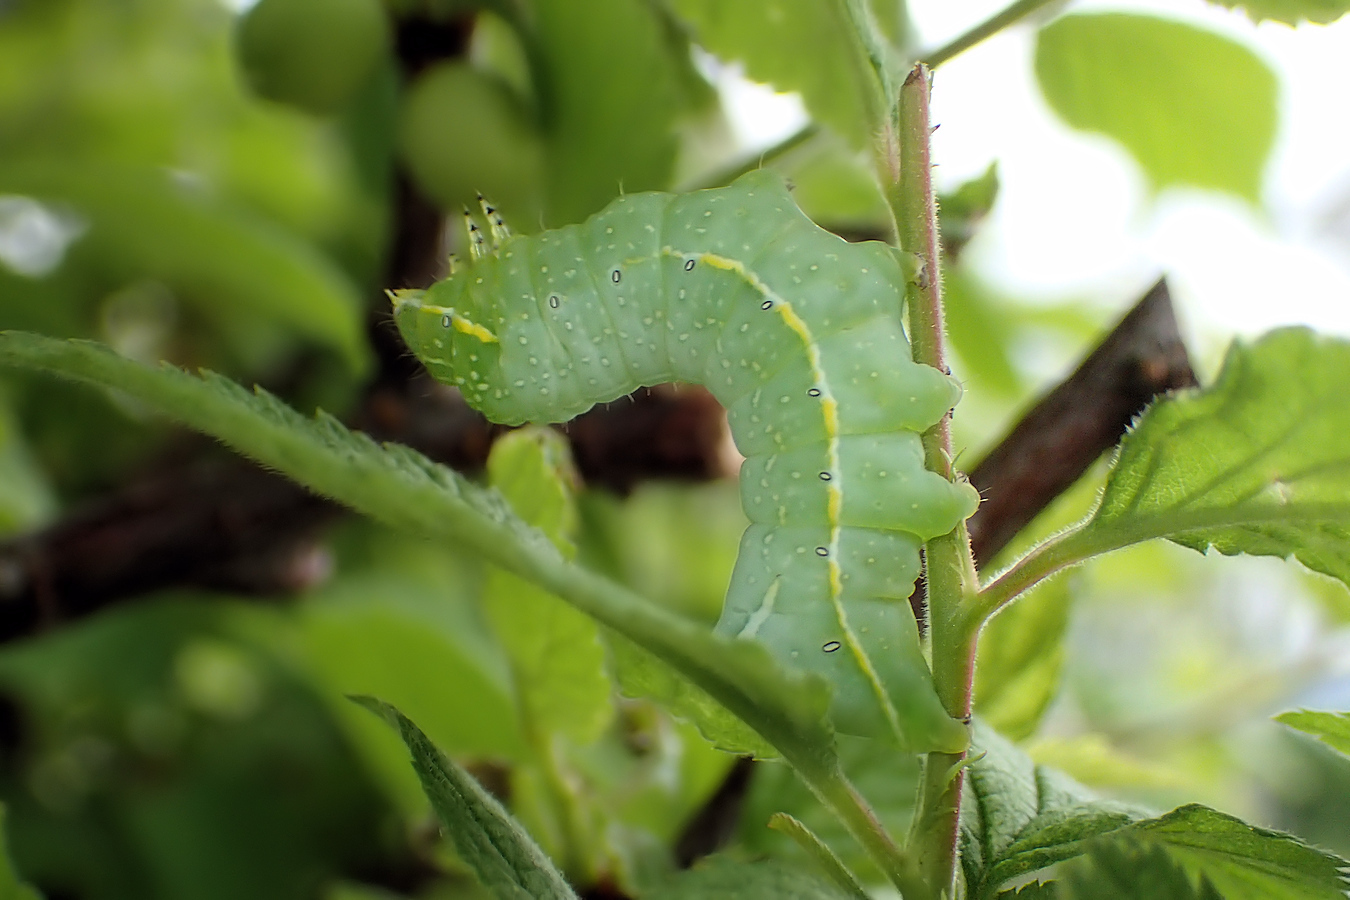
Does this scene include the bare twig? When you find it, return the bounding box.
[966,279,1198,566]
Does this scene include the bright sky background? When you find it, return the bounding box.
[721,0,1350,356]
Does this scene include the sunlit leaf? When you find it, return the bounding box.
[669,0,882,148]
[1204,0,1350,24]
[1035,14,1277,201]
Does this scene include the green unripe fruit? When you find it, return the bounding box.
[397,62,542,219]
[236,0,391,115]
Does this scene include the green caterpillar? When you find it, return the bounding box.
[392,170,977,745]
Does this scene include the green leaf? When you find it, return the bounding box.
[964,730,1350,900]
[529,0,684,223]
[351,697,579,900]
[1034,14,1277,202]
[669,0,883,148]
[1079,328,1350,590]
[646,856,859,900]
[1203,0,1350,25]
[485,428,612,745]
[767,813,870,900]
[0,162,369,369]
[975,578,1072,741]
[961,722,1150,899]
[1276,709,1350,757]
[1123,804,1350,900]
[0,332,845,783]
[1059,839,1223,900]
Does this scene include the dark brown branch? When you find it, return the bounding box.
[965,278,1198,566]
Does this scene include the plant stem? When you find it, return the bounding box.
[883,64,981,900]
[922,0,1065,68]
[811,765,930,900]
[680,124,823,192]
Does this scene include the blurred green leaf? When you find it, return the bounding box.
[280,523,526,816]
[578,481,744,624]
[646,856,858,899]
[236,0,391,116]
[353,697,579,900]
[1035,14,1277,202]
[1203,0,1350,24]
[0,806,40,900]
[1074,328,1350,591]
[669,0,881,148]
[530,0,685,223]
[397,62,544,222]
[0,599,394,900]
[1277,709,1350,757]
[0,393,54,535]
[939,162,999,262]
[0,164,368,369]
[1026,735,1191,794]
[975,578,1073,741]
[0,333,845,782]
[486,429,611,745]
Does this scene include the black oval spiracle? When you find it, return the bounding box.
[807,388,822,397]
[760,300,773,310]
[611,269,621,283]
[819,471,832,481]
[814,546,829,557]
[548,295,559,309]
[683,259,696,271]
[441,314,452,328]
[822,641,842,653]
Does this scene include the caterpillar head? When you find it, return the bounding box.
[389,280,502,411]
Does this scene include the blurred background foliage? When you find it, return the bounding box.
[0,0,1347,897]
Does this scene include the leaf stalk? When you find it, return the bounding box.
[922,0,1066,68]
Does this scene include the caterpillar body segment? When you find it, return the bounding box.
[394,170,977,749]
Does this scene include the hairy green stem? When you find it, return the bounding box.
[922,0,1065,68]
[884,64,981,899]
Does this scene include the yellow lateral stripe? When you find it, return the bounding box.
[413,302,499,344]
[660,247,907,743]
[452,316,498,343]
